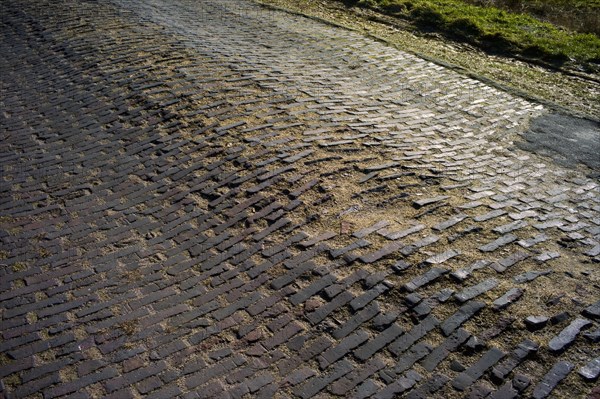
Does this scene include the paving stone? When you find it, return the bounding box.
[492,288,524,310]
[479,234,517,252]
[271,261,316,290]
[319,330,370,368]
[380,224,425,240]
[524,316,549,331]
[349,379,380,399]
[517,233,548,248]
[463,382,494,399]
[262,321,305,350]
[44,367,119,399]
[454,278,498,303]
[329,356,387,395]
[532,361,574,399]
[353,220,389,238]
[391,260,411,273]
[579,357,600,381]
[333,302,381,339]
[513,269,552,283]
[359,240,405,263]
[278,336,334,375]
[1,2,598,398]
[372,311,399,331]
[491,339,539,382]
[389,315,439,356]
[306,291,354,325]
[583,300,600,319]
[493,220,528,234]
[330,239,370,258]
[473,209,506,222]
[584,328,600,343]
[490,251,530,272]
[404,373,449,399]
[511,373,531,392]
[440,301,485,336]
[392,342,433,374]
[292,359,353,399]
[488,382,518,399]
[400,234,440,256]
[284,367,317,386]
[350,283,390,311]
[432,213,468,231]
[372,370,422,399]
[413,195,449,208]
[289,274,337,306]
[299,231,337,248]
[448,225,483,243]
[403,267,449,292]
[451,347,504,391]
[421,328,471,371]
[450,260,491,282]
[550,311,571,325]
[584,243,600,257]
[548,318,592,353]
[324,269,369,299]
[425,249,461,265]
[354,323,404,360]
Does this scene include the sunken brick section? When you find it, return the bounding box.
[0,0,598,398]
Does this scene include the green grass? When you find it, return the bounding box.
[465,0,600,35]
[344,0,600,69]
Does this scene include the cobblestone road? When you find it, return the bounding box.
[1,0,599,398]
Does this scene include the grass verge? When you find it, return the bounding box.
[345,0,600,71]
[256,0,599,119]
[463,0,600,35]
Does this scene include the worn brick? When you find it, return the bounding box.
[372,370,422,399]
[403,268,448,292]
[389,315,439,356]
[319,329,370,368]
[548,318,592,353]
[532,361,574,399]
[421,328,471,371]
[404,373,450,399]
[451,348,504,391]
[329,356,386,395]
[454,278,498,303]
[392,342,433,374]
[292,360,353,399]
[441,301,485,336]
[306,291,354,325]
[491,339,538,382]
[354,323,404,360]
[333,302,381,339]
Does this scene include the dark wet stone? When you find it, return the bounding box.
[524,316,548,331]
[548,318,592,353]
[550,311,570,325]
[583,299,600,319]
[584,328,600,343]
[532,361,574,399]
[579,357,600,381]
[450,360,466,372]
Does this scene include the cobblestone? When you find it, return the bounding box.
[548,318,593,353]
[1,0,598,397]
[532,361,574,399]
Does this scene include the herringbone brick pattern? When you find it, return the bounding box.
[1,0,598,398]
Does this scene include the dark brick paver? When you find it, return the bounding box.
[0,0,598,398]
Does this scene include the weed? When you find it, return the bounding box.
[346,0,600,71]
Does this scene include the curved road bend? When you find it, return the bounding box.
[1,0,599,398]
